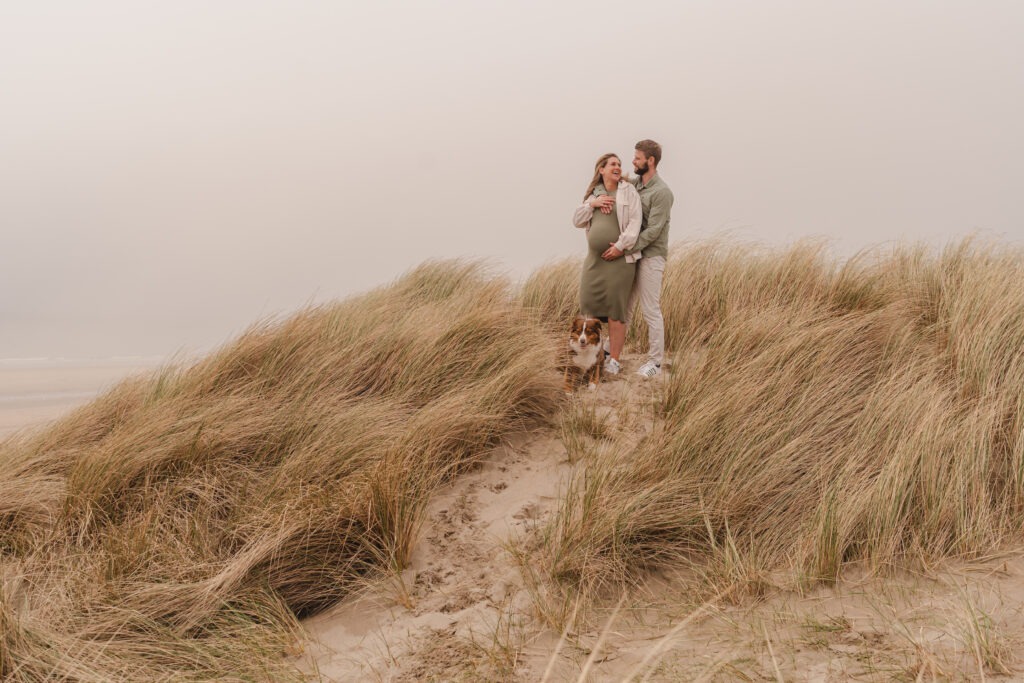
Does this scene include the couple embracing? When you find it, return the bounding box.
[572,139,673,379]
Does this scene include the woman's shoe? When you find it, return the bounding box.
[636,361,661,378]
[605,357,622,375]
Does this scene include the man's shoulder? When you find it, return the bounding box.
[642,174,672,193]
[651,180,674,203]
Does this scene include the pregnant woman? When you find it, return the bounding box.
[571,153,643,375]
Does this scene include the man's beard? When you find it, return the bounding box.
[634,162,649,176]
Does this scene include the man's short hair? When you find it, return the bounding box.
[635,139,662,166]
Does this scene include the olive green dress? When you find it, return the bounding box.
[579,187,636,321]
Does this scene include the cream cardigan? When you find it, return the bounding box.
[571,180,644,263]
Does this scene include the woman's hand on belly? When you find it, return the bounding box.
[602,243,623,261]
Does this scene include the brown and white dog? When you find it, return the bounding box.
[563,316,605,392]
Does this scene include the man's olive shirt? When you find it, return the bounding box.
[626,173,674,260]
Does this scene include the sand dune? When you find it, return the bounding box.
[7,243,1024,680]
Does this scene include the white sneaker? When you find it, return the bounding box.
[636,361,661,378]
[602,339,611,356]
[605,357,621,375]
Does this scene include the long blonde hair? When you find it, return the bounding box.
[582,153,619,201]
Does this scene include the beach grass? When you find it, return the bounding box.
[4,238,1024,679]
[524,239,1024,617]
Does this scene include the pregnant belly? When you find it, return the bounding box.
[588,222,619,251]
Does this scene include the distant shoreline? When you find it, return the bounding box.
[0,355,167,369]
[0,357,163,437]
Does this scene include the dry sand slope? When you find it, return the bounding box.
[302,355,1024,682]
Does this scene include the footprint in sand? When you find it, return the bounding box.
[513,502,541,520]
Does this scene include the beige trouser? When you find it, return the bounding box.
[624,255,666,365]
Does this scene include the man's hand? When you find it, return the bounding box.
[589,195,614,214]
[602,243,623,261]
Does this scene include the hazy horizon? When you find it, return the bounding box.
[3,1,1022,360]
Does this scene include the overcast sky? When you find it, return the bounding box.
[2,1,1022,359]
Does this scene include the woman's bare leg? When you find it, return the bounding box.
[608,319,626,360]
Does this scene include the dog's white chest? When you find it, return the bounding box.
[570,344,600,369]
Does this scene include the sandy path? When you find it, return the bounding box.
[301,358,660,681]
[304,427,574,681]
